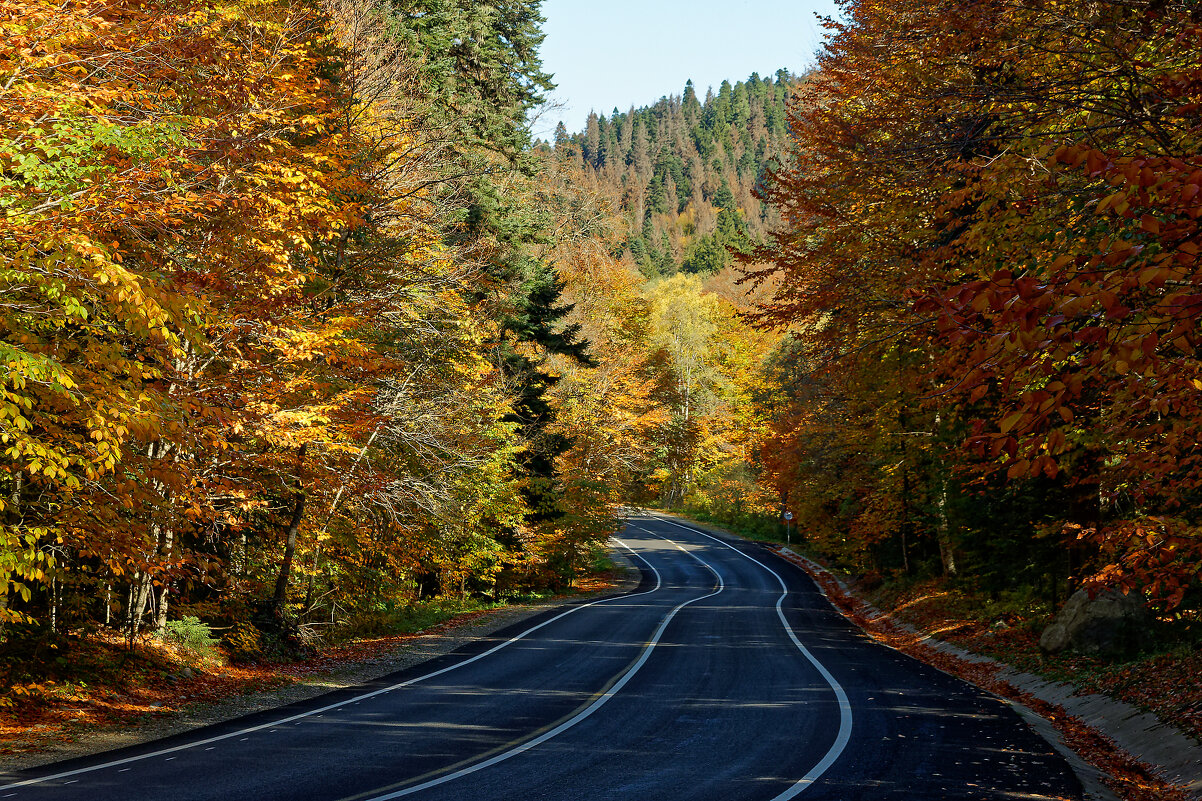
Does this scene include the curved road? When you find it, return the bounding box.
[0,514,1083,800]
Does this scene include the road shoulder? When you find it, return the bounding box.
[776,542,1202,801]
[0,550,642,776]
[638,509,1201,801]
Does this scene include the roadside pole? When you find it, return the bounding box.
[784,511,793,545]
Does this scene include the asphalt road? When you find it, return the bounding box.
[0,514,1084,800]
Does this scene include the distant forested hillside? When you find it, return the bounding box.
[550,72,798,276]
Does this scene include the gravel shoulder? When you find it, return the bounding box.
[0,550,641,776]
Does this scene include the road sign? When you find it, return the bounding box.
[783,512,793,521]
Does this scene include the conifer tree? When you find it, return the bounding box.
[390,0,593,563]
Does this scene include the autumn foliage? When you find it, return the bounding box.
[749,0,1202,611]
[0,0,605,654]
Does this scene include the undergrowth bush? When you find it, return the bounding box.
[334,597,499,643]
[159,616,221,663]
[588,549,615,572]
[222,621,263,663]
[674,504,788,544]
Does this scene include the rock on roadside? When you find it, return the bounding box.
[1039,588,1153,657]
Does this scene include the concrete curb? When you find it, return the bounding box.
[779,547,1202,801]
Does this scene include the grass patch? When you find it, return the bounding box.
[333,597,504,644]
[657,506,793,545]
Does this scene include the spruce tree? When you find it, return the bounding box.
[390,0,554,161]
[683,79,701,119]
[583,112,601,168]
[390,1,593,543]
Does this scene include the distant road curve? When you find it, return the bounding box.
[0,514,1083,800]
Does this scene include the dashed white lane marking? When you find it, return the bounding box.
[0,539,663,794]
[360,543,723,800]
[647,514,854,800]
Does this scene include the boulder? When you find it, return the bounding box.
[1038,588,1153,657]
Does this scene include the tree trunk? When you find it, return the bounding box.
[129,517,174,635]
[936,476,957,577]
[937,476,956,577]
[273,445,309,612]
[933,412,957,577]
[129,571,154,638]
[128,439,173,636]
[0,470,20,631]
[273,491,306,611]
[124,583,137,647]
[900,467,912,574]
[153,525,174,631]
[303,544,319,613]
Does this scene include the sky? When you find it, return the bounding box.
[534,0,842,138]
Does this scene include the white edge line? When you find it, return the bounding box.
[0,538,661,792]
[645,514,854,800]
[365,533,724,800]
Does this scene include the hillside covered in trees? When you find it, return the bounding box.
[552,72,796,276]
